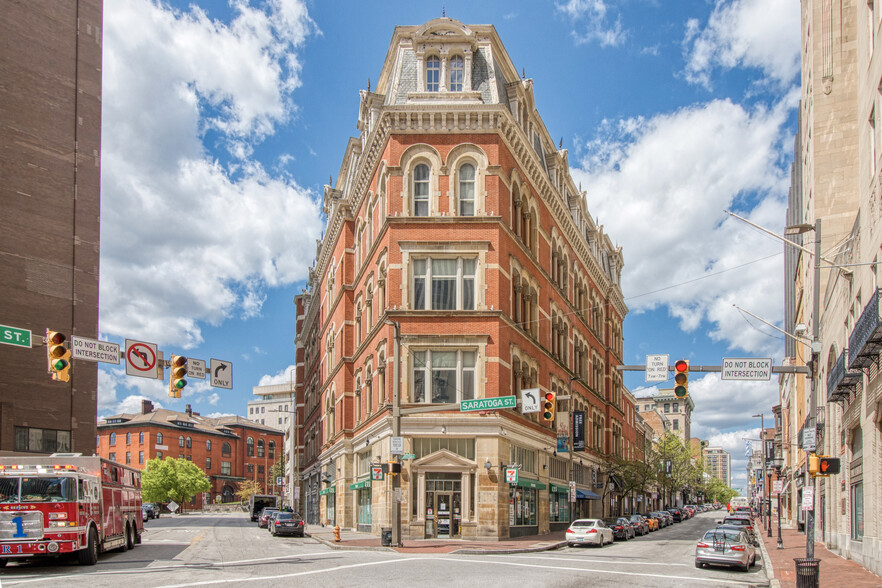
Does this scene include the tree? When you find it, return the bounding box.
[141,458,210,511]
[269,459,285,487]
[235,479,263,503]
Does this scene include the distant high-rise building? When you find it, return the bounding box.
[0,1,103,454]
[702,447,731,488]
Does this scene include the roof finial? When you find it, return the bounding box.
[442,5,446,17]
[329,175,333,186]
[522,67,525,80]
[559,137,563,149]
[367,78,371,92]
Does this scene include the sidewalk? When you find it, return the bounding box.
[306,526,567,554]
[756,520,882,587]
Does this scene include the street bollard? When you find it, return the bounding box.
[333,525,341,542]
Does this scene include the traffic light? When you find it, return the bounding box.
[169,355,188,398]
[674,359,689,398]
[808,453,820,476]
[45,330,71,382]
[816,456,840,477]
[542,390,556,422]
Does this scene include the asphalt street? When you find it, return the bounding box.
[0,510,768,587]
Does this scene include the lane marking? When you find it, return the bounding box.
[501,554,691,567]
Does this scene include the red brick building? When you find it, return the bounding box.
[293,18,630,539]
[97,401,283,509]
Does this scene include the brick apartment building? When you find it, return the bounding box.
[0,1,103,454]
[293,18,630,539]
[97,401,283,509]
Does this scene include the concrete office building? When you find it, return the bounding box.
[293,18,630,539]
[0,1,103,454]
[702,446,731,488]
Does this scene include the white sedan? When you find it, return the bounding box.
[566,518,614,547]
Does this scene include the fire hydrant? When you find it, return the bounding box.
[333,525,341,542]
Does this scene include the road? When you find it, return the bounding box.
[0,510,767,587]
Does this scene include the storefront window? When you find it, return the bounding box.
[549,491,570,522]
[358,488,372,527]
[509,487,537,526]
[851,482,864,540]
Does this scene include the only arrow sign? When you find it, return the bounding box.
[214,362,228,378]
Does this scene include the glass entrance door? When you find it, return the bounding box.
[424,473,462,538]
[435,493,451,538]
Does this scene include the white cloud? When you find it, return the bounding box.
[100,0,323,348]
[572,96,796,356]
[258,365,297,386]
[682,0,800,89]
[556,0,626,47]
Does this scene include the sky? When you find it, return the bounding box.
[96,0,802,495]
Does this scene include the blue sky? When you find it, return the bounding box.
[97,0,801,494]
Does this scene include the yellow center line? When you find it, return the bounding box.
[190,529,208,545]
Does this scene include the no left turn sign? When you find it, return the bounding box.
[125,339,160,379]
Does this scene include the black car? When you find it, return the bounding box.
[602,517,635,540]
[270,512,305,537]
[667,508,683,522]
[143,503,158,519]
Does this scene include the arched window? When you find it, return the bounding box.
[458,163,475,216]
[268,441,275,460]
[257,439,265,458]
[178,436,184,448]
[186,436,191,448]
[426,56,440,92]
[156,432,162,445]
[222,443,231,456]
[139,432,144,444]
[126,432,131,445]
[109,433,116,446]
[247,437,254,457]
[413,164,429,216]
[449,55,464,91]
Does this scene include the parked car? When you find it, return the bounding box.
[628,514,649,536]
[683,505,697,518]
[649,511,668,528]
[270,512,305,537]
[657,510,674,526]
[143,502,157,519]
[142,505,149,522]
[602,517,635,540]
[643,513,659,531]
[734,506,753,518]
[266,510,284,531]
[258,507,280,529]
[667,508,683,522]
[566,518,613,547]
[695,528,756,571]
[716,516,759,546]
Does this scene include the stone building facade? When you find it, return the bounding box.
[0,0,103,455]
[780,0,881,576]
[97,402,283,509]
[292,18,629,539]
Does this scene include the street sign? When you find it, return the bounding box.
[187,358,206,379]
[390,436,404,455]
[801,486,814,511]
[0,325,31,348]
[520,387,539,414]
[504,468,518,484]
[125,339,160,379]
[645,354,668,382]
[277,477,284,486]
[772,480,783,495]
[401,453,416,460]
[460,395,516,412]
[70,336,120,364]
[721,358,772,380]
[802,427,817,451]
[167,501,179,513]
[371,465,384,481]
[210,358,233,389]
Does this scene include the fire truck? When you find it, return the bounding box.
[0,454,143,566]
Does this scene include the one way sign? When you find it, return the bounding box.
[210,358,233,389]
[521,388,539,414]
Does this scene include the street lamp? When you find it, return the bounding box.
[771,455,784,549]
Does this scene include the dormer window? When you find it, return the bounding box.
[426,56,440,92]
[449,55,464,91]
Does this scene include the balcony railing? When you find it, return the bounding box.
[848,288,882,369]
[827,348,861,403]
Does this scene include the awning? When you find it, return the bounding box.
[512,477,546,490]
[349,479,372,490]
[319,486,336,496]
[576,489,601,500]
[549,483,570,494]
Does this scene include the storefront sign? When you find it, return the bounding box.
[349,479,372,490]
[319,486,336,496]
[505,468,518,484]
[573,410,585,451]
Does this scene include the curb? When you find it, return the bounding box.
[305,532,567,555]
[755,523,779,588]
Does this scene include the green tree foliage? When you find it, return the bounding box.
[269,459,285,485]
[141,457,210,509]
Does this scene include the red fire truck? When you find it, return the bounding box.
[0,454,143,566]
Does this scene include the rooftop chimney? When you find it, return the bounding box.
[185,404,192,416]
[141,400,154,414]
